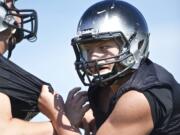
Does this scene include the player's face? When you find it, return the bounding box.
[79,39,120,75]
[0,0,21,54]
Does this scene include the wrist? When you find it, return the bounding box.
[51,111,80,134]
[50,108,63,123]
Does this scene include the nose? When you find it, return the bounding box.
[14,15,21,25]
[88,48,104,61]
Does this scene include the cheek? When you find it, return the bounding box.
[14,16,22,24]
[112,48,119,55]
[107,48,119,57]
[109,63,115,69]
[8,7,22,25]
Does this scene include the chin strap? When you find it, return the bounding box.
[7,35,16,59]
[7,29,23,59]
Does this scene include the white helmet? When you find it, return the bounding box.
[0,0,38,58]
[72,0,150,86]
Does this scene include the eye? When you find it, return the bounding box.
[80,45,90,53]
[84,48,91,53]
[99,45,112,50]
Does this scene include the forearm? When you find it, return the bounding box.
[2,118,55,135]
[38,86,81,135]
[50,111,80,135]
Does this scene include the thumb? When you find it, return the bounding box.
[82,118,91,135]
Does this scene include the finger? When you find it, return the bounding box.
[73,91,88,102]
[41,85,49,92]
[55,94,64,104]
[40,85,51,96]
[66,87,81,101]
[82,119,91,135]
[77,96,89,107]
[54,93,65,111]
[81,104,90,114]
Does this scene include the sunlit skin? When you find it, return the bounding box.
[80,39,122,75]
[0,1,89,135]
[78,39,153,135]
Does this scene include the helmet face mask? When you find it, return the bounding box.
[0,0,38,58]
[72,32,135,86]
[0,0,38,42]
[72,0,149,86]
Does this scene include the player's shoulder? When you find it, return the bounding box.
[0,92,10,102]
[109,90,152,123]
[0,92,12,119]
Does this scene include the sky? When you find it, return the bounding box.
[10,0,180,121]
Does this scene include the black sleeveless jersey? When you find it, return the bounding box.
[88,59,180,135]
[0,55,53,120]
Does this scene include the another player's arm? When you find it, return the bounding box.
[0,92,56,135]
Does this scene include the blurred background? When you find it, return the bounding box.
[10,0,180,121]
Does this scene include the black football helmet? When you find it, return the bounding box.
[71,0,150,86]
[0,0,38,58]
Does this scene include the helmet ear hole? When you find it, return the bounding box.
[114,37,125,51]
[138,40,144,50]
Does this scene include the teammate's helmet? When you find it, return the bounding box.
[0,0,38,58]
[71,0,150,86]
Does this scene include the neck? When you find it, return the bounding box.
[110,72,133,94]
[0,28,12,55]
[0,41,8,55]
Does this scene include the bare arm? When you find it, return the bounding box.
[58,87,94,135]
[96,90,154,135]
[38,86,82,135]
[0,92,56,135]
[38,88,153,135]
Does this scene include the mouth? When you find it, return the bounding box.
[87,60,113,75]
[90,65,111,75]
[99,66,110,70]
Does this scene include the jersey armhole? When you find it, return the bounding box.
[143,88,173,128]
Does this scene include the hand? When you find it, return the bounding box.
[82,119,96,135]
[39,85,80,134]
[38,85,65,120]
[65,87,90,127]
[81,110,96,135]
